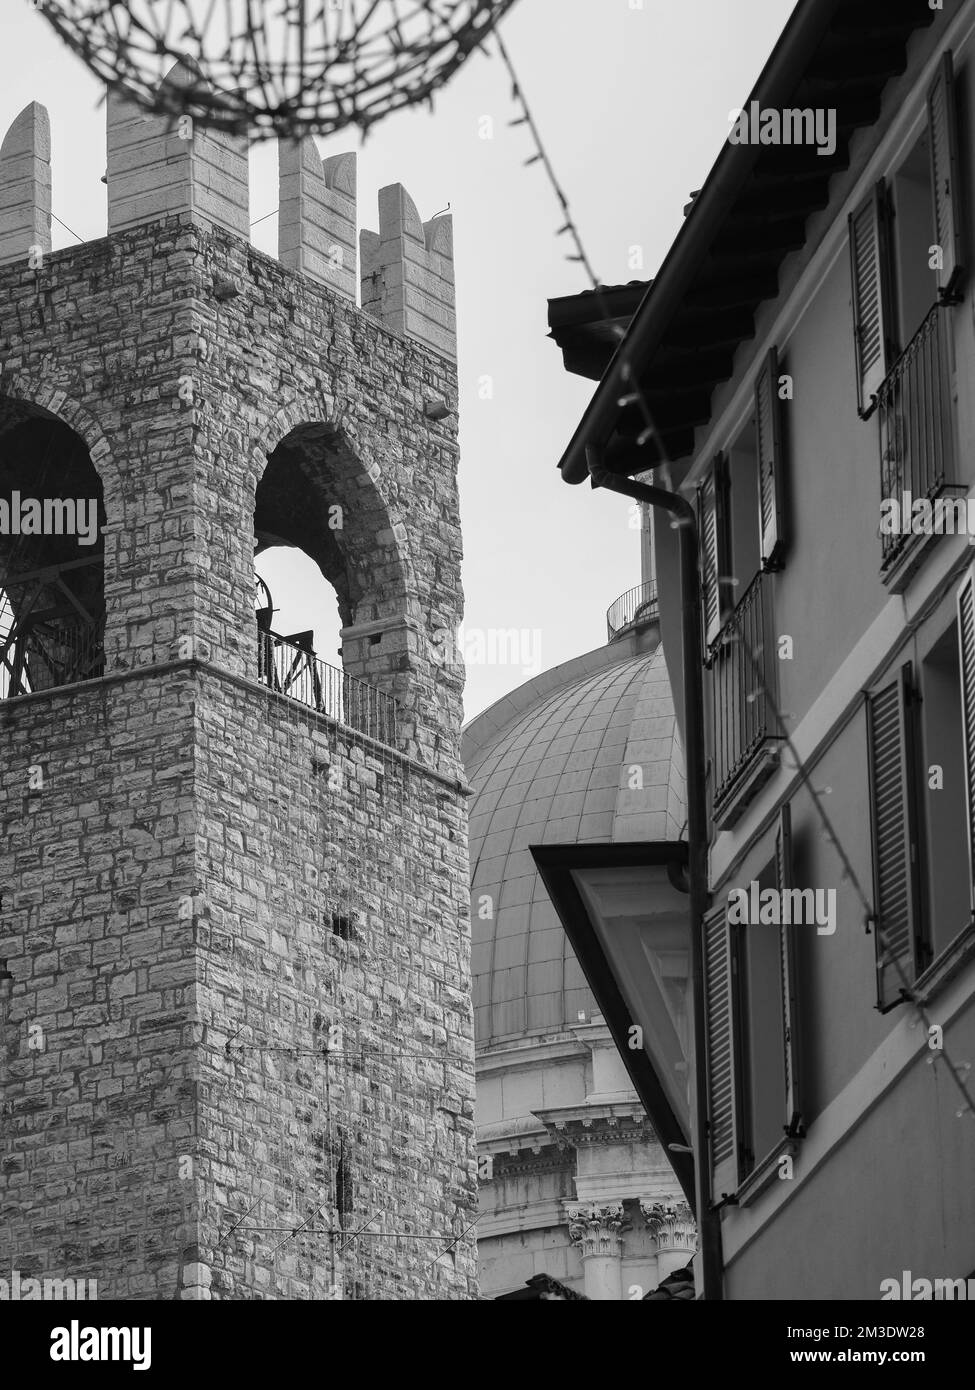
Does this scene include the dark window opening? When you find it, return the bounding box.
[891,131,937,351]
[919,621,971,962]
[726,414,762,603]
[330,912,354,942]
[0,412,106,700]
[736,859,787,1173]
[335,1143,354,1229]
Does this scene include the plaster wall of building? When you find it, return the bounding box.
[652,0,975,1298]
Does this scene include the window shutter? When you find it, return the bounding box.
[956,570,975,909]
[703,902,741,1200]
[866,665,922,1011]
[698,453,731,650]
[775,803,803,1137]
[849,182,894,418]
[755,346,787,572]
[928,50,965,303]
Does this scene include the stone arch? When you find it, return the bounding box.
[251,402,419,689]
[0,381,111,697]
[0,374,119,497]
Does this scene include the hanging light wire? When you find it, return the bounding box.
[36,0,520,140]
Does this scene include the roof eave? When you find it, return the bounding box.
[557,0,847,484]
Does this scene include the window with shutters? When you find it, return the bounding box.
[866,579,975,1011]
[703,901,742,1202]
[698,453,733,653]
[918,617,969,965]
[849,50,966,592]
[702,356,788,826]
[866,665,925,1010]
[703,806,803,1206]
[738,857,789,1172]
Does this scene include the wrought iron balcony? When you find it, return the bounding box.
[1,559,106,700]
[878,302,958,579]
[257,627,397,746]
[0,615,105,699]
[606,581,659,642]
[707,571,784,826]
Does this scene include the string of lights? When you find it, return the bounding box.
[495,32,975,1128]
[37,0,521,140]
[51,211,83,243]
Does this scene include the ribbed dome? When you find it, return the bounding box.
[464,640,685,1046]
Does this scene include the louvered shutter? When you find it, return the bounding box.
[849,182,894,418]
[703,902,741,1199]
[928,50,965,303]
[755,347,787,572]
[775,803,803,1137]
[956,570,975,908]
[698,453,731,651]
[866,665,922,1011]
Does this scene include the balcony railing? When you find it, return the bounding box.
[257,628,397,746]
[1,558,106,701]
[0,616,105,699]
[708,571,783,822]
[606,581,659,642]
[878,303,956,574]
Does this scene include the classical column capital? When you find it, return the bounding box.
[639,1199,697,1252]
[564,1201,630,1259]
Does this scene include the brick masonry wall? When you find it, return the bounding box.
[0,665,475,1299]
[0,212,475,1298]
[195,668,475,1300]
[0,672,199,1299]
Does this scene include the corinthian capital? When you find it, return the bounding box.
[640,1199,697,1251]
[564,1201,630,1258]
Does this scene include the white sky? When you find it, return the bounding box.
[2,0,795,719]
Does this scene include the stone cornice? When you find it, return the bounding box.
[475,1031,609,1078]
[490,1149,572,1178]
[534,1103,655,1150]
[478,1118,552,1158]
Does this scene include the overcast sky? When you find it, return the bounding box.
[3,0,795,721]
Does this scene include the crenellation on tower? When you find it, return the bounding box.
[0,102,52,267]
[107,62,249,239]
[361,184,456,362]
[278,139,357,301]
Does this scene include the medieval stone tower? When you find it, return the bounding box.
[0,67,475,1300]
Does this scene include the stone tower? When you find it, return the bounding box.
[0,69,475,1300]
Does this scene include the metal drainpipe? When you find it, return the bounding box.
[588,452,724,1303]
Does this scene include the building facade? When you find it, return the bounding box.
[557,0,975,1299]
[0,69,476,1299]
[466,539,696,1299]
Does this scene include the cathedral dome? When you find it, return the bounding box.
[464,636,685,1047]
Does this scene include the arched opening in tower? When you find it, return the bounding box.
[254,424,354,718]
[253,421,403,744]
[0,408,106,699]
